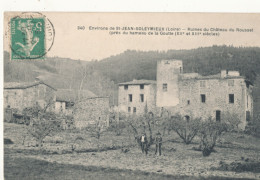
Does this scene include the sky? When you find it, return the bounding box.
[4,12,260,61]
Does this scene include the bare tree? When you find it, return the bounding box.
[198,117,228,156]
[165,114,201,144]
[28,117,61,149]
[127,112,158,153]
[78,65,91,98]
[23,103,62,150]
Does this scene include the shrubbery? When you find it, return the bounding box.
[108,111,127,136]
[245,114,260,137]
[108,120,126,136]
[83,121,108,151]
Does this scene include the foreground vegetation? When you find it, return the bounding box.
[6,155,250,180]
[4,121,260,179]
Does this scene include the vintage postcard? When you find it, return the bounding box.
[3,12,260,179]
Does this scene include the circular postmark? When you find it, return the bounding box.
[9,12,55,60]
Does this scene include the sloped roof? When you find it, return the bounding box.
[4,81,56,90]
[56,89,97,102]
[118,79,156,86]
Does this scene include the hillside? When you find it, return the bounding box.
[3,51,116,103]
[89,46,260,113]
[90,46,260,84]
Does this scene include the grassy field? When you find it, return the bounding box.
[4,123,260,179]
[5,155,255,180]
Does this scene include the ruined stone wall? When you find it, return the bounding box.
[73,97,110,129]
[118,84,156,115]
[4,89,24,111]
[169,77,250,130]
[156,60,183,107]
[23,84,56,111]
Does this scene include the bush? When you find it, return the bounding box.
[212,160,260,173]
[83,121,108,151]
[60,115,74,129]
[108,120,126,136]
[4,138,14,145]
[245,114,260,137]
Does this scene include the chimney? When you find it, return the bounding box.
[228,71,240,77]
[221,70,227,78]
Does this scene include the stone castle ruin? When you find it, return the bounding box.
[118,59,253,130]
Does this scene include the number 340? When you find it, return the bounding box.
[77,26,85,30]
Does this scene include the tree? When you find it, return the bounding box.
[28,116,61,148]
[223,112,241,131]
[23,103,62,150]
[198,117,228,156]
[127,112,158,153]
[166,114,201,144]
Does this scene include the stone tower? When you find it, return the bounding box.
[156,59,183,107]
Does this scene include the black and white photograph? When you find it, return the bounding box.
[2,12,260,179]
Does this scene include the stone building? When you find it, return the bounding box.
[55,89,109,129]
[73,97,110,129]
[118,79,156,115]
[55,89,97,115]
[4,81,56,112]
[157,60,183,107]
[4,81,110,129]
[157,59,253,130]
[118,59,254,130]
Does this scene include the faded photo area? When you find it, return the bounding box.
[3,12,260,179]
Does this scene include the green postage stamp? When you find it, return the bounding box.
[9,12,55,60]
[11,18,45,59]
